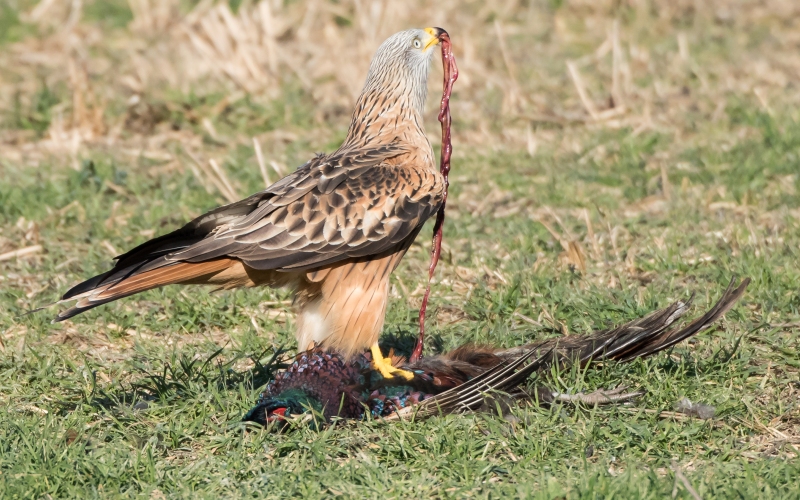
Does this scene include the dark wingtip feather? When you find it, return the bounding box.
[61,272,113,300]
[53,297,116,322]
[53,305,90,322]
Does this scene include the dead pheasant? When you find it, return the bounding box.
[244,278,749,427]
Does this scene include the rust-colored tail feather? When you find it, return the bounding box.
[55,259,235,321]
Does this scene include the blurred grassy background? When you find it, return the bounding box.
[1,0,799,498]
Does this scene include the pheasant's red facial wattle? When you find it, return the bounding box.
[266,407,288,422]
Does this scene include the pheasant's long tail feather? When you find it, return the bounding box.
[613,277,749,362]
[498,276,750,366]
[394,277,749,420]
[55,258,237,321]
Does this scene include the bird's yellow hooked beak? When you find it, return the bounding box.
[423,27,446,51]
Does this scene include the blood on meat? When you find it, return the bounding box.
[411,30,458,363]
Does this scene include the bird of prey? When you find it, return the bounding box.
[56,28,451,381]
[244,278,748,426]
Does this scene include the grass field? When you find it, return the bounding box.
[1,0,799,498]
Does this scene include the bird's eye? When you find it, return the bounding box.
[413,39,422,49]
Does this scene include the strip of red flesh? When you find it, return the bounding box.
[410,33,459,363]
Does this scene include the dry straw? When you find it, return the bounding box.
[4,0,799,162]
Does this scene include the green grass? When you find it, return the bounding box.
[2,2,800,498]
[2,104,798,498]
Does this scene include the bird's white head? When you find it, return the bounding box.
[358,27,446,118]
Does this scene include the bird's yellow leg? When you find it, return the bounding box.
[370,343,414,381]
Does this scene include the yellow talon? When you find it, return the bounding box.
[370,343,415,381]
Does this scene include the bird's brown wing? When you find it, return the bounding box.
[57,146,443,320]
[170,153,443,271]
